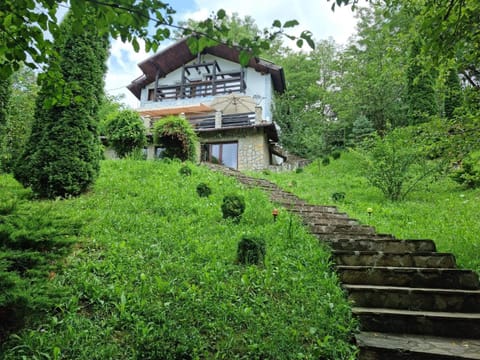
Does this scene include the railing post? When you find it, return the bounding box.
[215,111,222,129]
[255,106,262,125]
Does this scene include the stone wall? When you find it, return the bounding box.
[198,128,270,170]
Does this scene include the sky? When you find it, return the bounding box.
[105,0,360,108]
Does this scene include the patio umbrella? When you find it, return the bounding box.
[209,94,257,115]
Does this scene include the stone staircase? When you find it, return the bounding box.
[207,164,480,359]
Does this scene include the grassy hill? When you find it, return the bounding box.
[256,151,480,274]
[0,160,357,359]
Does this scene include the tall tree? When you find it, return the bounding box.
[0,66,38,172]
[273,40,340,158]
[406,40,438,125]
[444,67,463,119]
[14,6,109,198]
[331,5,408,133]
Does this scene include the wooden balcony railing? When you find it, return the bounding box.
[151,71,246,101]
[188,112,255,130]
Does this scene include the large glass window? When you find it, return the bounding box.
[204,142,238,169]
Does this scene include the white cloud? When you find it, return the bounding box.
[104,1,358,108]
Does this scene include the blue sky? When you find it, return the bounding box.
[105,0,360,108]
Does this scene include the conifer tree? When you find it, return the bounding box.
[406,41,438,125]
[14,7,109,198]
[444,68,463,119]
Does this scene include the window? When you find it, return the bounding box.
[155,146,166,159]
[204,142,238,169]
[148,88,155,101]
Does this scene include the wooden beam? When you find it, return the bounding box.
[154,68,160,101]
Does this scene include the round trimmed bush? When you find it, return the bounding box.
[237,236,266,265]
[179,165,192,176]
[221,195,245,223]
[196,183,212,197]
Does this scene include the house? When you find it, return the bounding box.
[126,37,286,170]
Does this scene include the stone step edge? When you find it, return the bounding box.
[333,250,455,257]
[352,306,480,320]
[356,332,480,359]
[344,284,480,295]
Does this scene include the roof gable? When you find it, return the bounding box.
[127,38,285,99]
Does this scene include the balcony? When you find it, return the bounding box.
[148,61,246,102]
[189,112,256,130]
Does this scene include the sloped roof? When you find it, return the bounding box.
[127,38,286,99]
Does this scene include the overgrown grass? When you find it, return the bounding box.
[256,151,480,273]
[0,160,357,359]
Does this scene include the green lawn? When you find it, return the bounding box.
[255,151,480,273]
[0,160,357,359]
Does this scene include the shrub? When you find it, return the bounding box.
[331,150,341,160]
[451,156,480,189]
[196,182,211,197]
[357,129,445,201]
[153,116,198,162]
[322,157,330,166]
[179,165,192,176]
[221,195,245,223]
[105,109,146,158]
[295,167,304,174]
[237,236,266,265]
[331,192,345,202]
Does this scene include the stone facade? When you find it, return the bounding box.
[197,127,271,171]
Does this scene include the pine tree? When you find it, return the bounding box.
[444,67,463,119]
[406,41,438,125]
[14,7,109,198]
[350,115,375,145]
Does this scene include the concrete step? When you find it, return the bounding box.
[344,285,480,312]
[337,266,480,290]
[326,238,436,252]
[312,224,377,236]
[333,251,457,268]
[317,233,397,241]
[288,205,340,214]
[307,218,360,226]
[353,307,480,338]
[356,332,480,360]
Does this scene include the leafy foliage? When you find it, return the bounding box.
[105,109,146,158]
[178,164,192,176]
[237,236,266,265]
[451,154,480,189]
[0,67,38,173]
[0,175,78,342]
[196,182,212,197]
[13,8,109,199]
[0,76,12,171]
[406,41,438,125]
[444,67,463,119]
[153,116,198,162]
[349,115,375,145]
[356,129,445,201]
[221,194,246,223]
